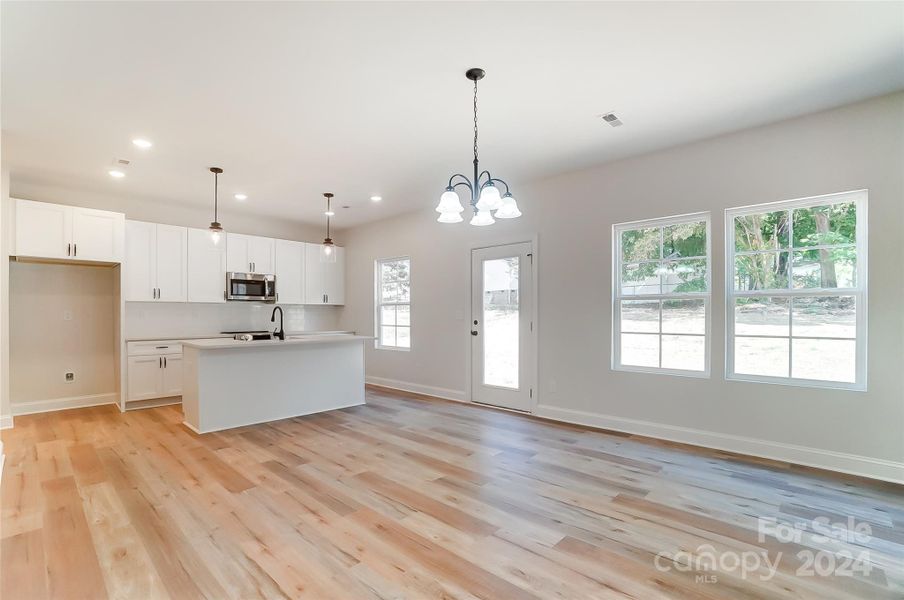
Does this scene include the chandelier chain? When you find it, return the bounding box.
[473,78,478,163]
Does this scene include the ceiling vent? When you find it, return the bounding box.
[601,112,623,127]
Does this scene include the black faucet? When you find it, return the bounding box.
[270,305,285,340]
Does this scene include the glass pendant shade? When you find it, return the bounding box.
[470,209,495,227]
[476,183,502,211]
[320,241,337,263]
[436,188,465,214]
[209,227,222,245]
[437,211,463,224]
[494,194,522,219]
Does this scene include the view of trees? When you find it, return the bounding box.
[734,201,856,291]
[621,220,707,294]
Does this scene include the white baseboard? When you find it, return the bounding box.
[11,392,118,416]
[365,376,468,403]
[535,405,904,485]
[0,414,13,430]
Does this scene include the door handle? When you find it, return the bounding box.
[471,330,478,336]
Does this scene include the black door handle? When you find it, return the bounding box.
[471,330,478,336]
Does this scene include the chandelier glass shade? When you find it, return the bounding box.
[436,68,520,226]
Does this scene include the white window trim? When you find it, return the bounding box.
[724,189,868,391]
[612,211,712,378]
[374,256,411,351]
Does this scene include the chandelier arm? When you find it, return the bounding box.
[451,180,473,193]
[447,173,472,188]
[487,177,511,195]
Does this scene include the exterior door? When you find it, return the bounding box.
[471,242,534,411]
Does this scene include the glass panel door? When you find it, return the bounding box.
[471,242,533,411]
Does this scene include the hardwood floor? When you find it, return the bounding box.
[2,386,902,599]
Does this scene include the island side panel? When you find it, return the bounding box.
[181,346,202,432]
[194,339,365,433]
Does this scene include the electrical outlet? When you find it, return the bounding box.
[64,371,75,383]
[63,310,73,321]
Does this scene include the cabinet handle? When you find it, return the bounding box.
[159,357,162,368]
[67,243,71,256]
[73,243,77,256]
[164,357,167,368]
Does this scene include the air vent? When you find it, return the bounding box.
[115,158,131,166]
[601,112,623,127]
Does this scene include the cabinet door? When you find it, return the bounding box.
[187,228,226,302]
[304,242,326,304]
[127,355,162,401]
[226,233,251,273]
[14,199,71,259]
[161,354,183,397]
[71,206,123,262]
[124,220,156,301]
[248,236,274,273]
[324,246,345,305]
[155,224,188,302]
[274,239,305,304]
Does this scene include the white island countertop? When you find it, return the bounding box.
[181,334,371,350]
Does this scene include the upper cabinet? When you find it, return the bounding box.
[274,239,305,304]
[187,228,227,303]
[226,233,274,274]
[14,199,124,263]
[304,243,345,305]
[124,220,188,302]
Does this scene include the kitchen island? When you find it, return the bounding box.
[181,334,370,433]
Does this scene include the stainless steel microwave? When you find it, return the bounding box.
[226,272,276,302]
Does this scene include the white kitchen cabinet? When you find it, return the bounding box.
[127,341,183,402]
[124,220,187,302]
[274,239,305,304]
[304,243,345,305]
[226,233,273,273]
[187,228,227,303]
[160,354,183,397]
[14,199,123,263]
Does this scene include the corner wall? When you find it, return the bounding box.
[340,92,904,482]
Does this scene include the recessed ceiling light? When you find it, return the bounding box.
[370,195,382,202]
[234,193,247,201]
[108,169,126,178]
[324,210,336,216]
[132,138,153,148]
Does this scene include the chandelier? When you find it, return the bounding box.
[435,68,521,225]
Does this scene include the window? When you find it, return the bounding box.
[613,213,711,376]
[376,257,410,349]
[726,190,866,390]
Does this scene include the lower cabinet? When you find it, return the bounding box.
[126,341,183,402]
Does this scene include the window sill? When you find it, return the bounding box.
[374,344,410,352]
[612,364,710,379]
[726,373,866,392]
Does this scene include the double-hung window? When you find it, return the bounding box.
[726,190,866,390]
[613,213,711,375]
[376,257,411,350]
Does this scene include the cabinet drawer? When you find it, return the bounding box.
[127,340,183,356]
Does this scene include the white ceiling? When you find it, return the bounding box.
[3,2,902,228]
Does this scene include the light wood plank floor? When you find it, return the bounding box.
[2,386,902,599]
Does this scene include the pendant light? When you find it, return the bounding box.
[436,68,521,225]
[320,192,337,263]
[208,167,224,244]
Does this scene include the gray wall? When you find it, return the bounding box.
[340,92,904,481]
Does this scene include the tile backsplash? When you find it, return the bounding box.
[124,302,342,339]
